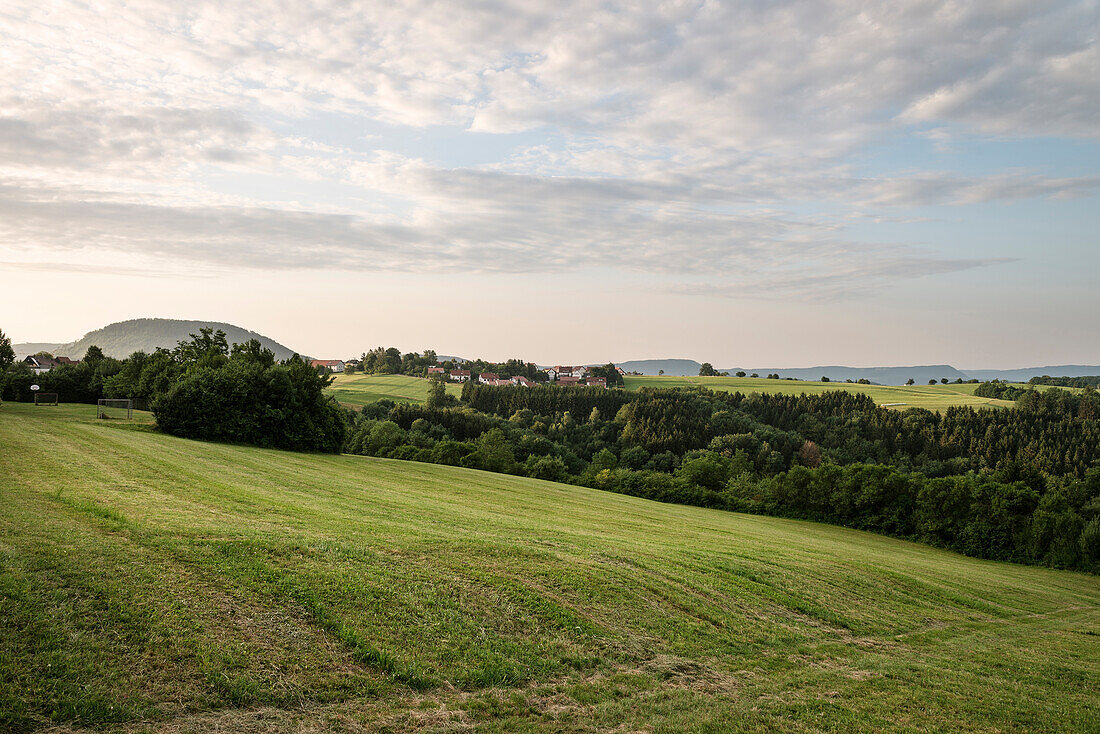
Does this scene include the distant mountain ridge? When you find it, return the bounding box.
[614,359,1100,385]
[14,318,299,361]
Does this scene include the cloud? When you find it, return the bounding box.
[0,0,1096,301]
[669,256,1016,302]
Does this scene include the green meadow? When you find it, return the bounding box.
[2,403,1098,732]
[622,375,1021,411]
[326,373,461,407]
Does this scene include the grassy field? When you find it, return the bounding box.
[2,403,1099,733]
[326,373,462,407]
[622,375,1022,411]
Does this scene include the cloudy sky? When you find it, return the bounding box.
[2,0,1098,367]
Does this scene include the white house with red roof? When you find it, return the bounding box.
[449,369,471,382]
[309,359,345,373]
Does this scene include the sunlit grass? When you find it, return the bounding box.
[2,403,1097,732]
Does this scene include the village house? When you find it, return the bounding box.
[22,355,60,374]
[309,359,345,373]
[55,356,79,365]
[510,375,534,387]
[478,372,499,384]
[557,375,581,386]
[587,376,607,388]
[543,367,558,381]
[555,365,589,379]
[449,369,471,382]
[426,366,445,376]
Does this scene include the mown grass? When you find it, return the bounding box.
[326,373,462,407]
[2,403,1098,732]
[621,375,1023,411]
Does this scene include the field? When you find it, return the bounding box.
[622,375,1021,411]
[326,373,461,407]
[2,403,1099,733]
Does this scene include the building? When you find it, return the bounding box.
[23,355,60,374]
[554,365,588,379]
[309,359,345,373]
[426,367,445,376]
[478,372,500,384]
[544,367,558,381]
[587,376,607,388]
[510,376,534,387]
[55,356,80,365]
[557,375,581,386]
[449,369,471,382]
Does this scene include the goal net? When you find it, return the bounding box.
[34,392,59,406]
[97,398,133,420]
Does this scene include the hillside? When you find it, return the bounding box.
[13,318,299,361]
[621,375,1017,411]
[2,404,1098,732]
[327,373,462,407]
[614,361,1100,384]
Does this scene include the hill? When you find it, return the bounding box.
[614,361,1100,384]
[964,364,1100,382]
[614,358,705,376]
[621,375,1017,411]
[13,318,299,361]
[616,360,971,384]
[2,403,1098,732]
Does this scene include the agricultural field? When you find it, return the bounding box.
[2,403,1098,732]
[326,373,461,407]
[622,375,1021,411]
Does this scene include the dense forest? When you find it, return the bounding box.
[2,328,1097,574]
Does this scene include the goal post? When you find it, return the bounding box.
[97,398,133,420]
[34,392,59,406]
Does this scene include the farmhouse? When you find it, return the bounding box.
[510,375,534,387]
[426,367,445,376]
[22,355,61,374]
[587,376,607,388]
[56,356,79,365]
[557,375,581,386]
[309,359,346,373]
[449,369,471,382]
[478,372,500,384]
[543,367,558,381]
[555,365,588,379]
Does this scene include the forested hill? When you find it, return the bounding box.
[14,318,299,360]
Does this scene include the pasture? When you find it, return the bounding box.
[326,373,461,407]
[2,403,1098,732]
[622,375,1020,411]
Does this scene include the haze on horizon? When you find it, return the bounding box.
[1,1,1098,369]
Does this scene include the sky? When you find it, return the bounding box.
[1,0,1098,368]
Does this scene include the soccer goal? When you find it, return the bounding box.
[34,392,59,406]
[97,398,133,420]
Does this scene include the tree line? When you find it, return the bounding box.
[1,328,345,452]
[343,384,1100,572]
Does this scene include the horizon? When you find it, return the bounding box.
[2,2,1098,367]
[9,314,1100,374]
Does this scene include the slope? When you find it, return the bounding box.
[1,404,1097,733]
[327,373,462,407]
[13,318,299,361]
